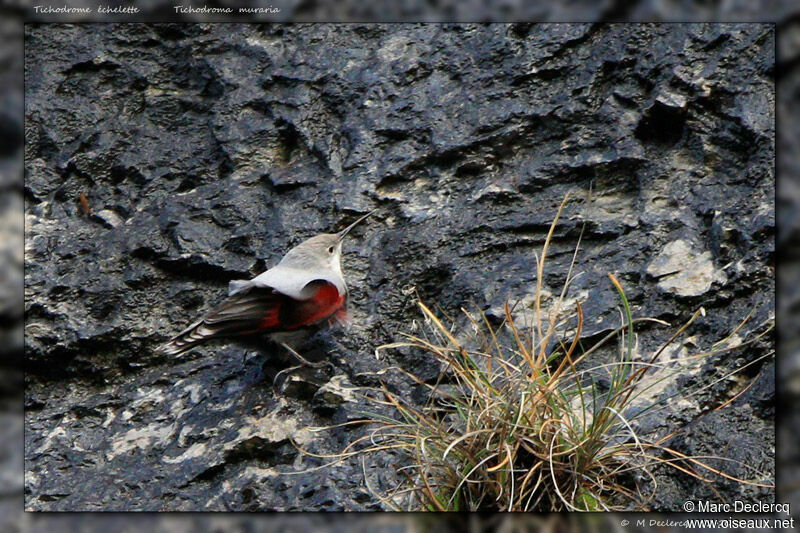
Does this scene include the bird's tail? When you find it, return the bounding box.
[157,287,284,357]
[156,319,221,357]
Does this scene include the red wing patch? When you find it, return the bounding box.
[281,281,346,330]
[200,287,285,335]
[197,282,344,336]
[161,282,347,355]
[258,305,281,329]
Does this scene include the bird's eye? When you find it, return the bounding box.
[328,246,335,254]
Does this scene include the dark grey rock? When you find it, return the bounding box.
[24,23,774,511]
[664,404,774,504]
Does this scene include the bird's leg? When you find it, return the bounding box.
[280,342,333,369]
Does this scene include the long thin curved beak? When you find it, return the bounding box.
[337,210,375,241]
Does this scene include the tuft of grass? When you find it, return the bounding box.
[340,193,775,512]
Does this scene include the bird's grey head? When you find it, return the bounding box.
[280,233,344,272]
[278,211,374,273]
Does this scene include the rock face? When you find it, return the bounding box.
[24,23,774,511]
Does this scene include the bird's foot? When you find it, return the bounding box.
[272,363,331,399]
